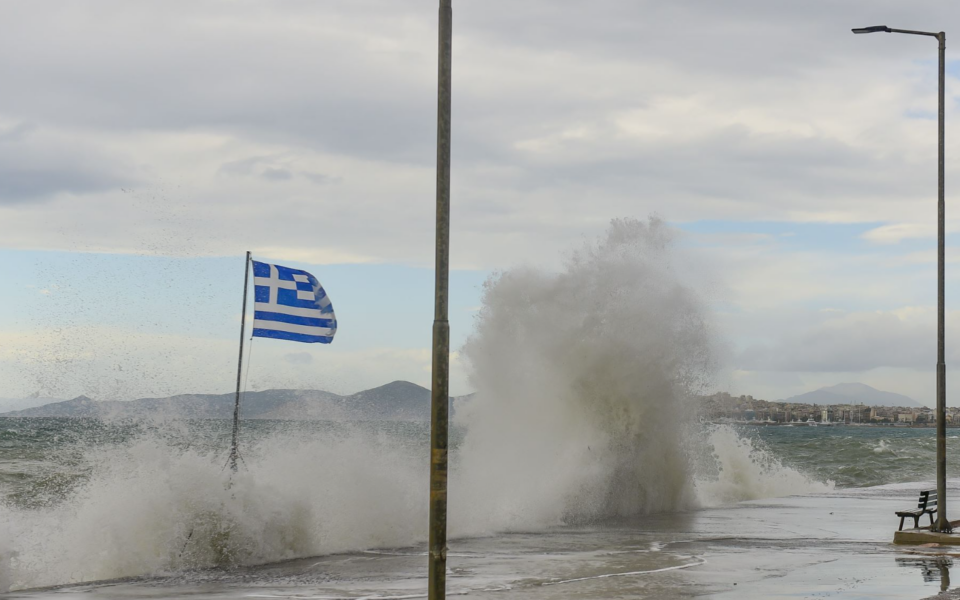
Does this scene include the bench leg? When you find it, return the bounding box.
[930,513,936,526]
[900,516,906,531]
[913,516,921,529]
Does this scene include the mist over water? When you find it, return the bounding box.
[451,218,826,532]
[0,218,831,592]
[453,218,711,530]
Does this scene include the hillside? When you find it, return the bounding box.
[781,382,924,408]
[0,381,454,421]
[0,396,65,413]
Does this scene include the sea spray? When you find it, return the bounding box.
[0,217,833,591]
[692,425,833,506]
[0,523,13,594]
[450,218,831,529]
[451,217,715,532]
[0,425,427,591]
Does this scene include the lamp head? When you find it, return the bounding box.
[852,25,891,34]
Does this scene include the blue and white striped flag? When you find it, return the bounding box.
[251,260,337,344]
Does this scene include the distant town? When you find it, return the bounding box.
[700,391,955,426]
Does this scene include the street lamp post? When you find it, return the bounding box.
[853,24,949,533]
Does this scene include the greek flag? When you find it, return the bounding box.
[251,260,337,344]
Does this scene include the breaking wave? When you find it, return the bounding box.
[0,218,830,591]
[0,427,427,591]
[693,425,833,506]
[451,217,828,533]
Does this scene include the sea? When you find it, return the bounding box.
[2,419,960,600]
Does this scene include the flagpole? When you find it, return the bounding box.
[429,1,452,599]
[229,251,252,472]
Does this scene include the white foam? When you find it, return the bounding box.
[0,521,14,593]
[692,425,833,506]
[0,429,427,591]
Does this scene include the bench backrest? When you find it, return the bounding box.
[919,489,938,509]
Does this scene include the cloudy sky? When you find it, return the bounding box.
[2,1,960,405]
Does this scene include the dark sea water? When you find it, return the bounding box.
[1,419,958,599]
[750,425,960,489]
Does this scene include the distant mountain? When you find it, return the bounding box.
[0,381,456,421]
[0,396,64,414]
[781,383,924,408]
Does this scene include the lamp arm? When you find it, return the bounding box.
[887,28,940,38]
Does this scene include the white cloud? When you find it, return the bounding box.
[0,1,958,270]
[862,223,935,244]
[3,1,960,400]
[736,307,943,372]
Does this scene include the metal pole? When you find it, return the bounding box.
[428,0,452,597]
[852,24,951,531]
[229,251,252,472]
[936,31,949,533]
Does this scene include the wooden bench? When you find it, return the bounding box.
[897,489,938,531]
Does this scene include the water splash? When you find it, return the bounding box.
[0,428,427,591]
[0,217,830,591]
[453,218,714,532]
[693,425,833,506]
